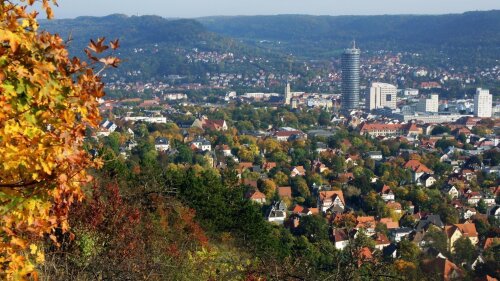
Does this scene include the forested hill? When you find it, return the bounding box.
[42,14,211,49]
[40,14,282,82]
[199,10,500,58]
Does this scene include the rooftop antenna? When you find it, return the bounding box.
[352,39,356,49]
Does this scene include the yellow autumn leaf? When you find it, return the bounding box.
[29,244,38,254]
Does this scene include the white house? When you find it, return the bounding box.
[191,138,212,152]
[380,185,395,202]
[390,227,413,242]
[317,190,345,213]
[97,119,117,137]
[332,229,349,250]
[446,186,459,199]
[267,201,287,224]
[154,137,170,152]
[419,174,436,187]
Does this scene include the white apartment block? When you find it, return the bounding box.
[417,94,439,113]
[474,88,492,118]
[368,82,397,110]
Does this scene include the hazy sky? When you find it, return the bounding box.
[52,0,500,19]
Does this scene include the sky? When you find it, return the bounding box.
[52,0,500,19]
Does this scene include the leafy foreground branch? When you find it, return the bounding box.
[0,0,119,279]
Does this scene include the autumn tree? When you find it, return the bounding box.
[0,0,119,278]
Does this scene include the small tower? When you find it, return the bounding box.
[284,82,292,105]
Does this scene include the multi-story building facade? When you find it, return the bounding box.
[417,94,439,113]
[341,43,360,112]
[368,82,397,110]
[474,88,492,118]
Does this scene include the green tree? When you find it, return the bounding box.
[423,227,448,255]
[453,237,476,266]
[294,215,329,243]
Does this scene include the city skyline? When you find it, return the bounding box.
[49,0,500,19]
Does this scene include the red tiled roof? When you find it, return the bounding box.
[332,228,349,242]
[375,233,390,245]
[292,205,305,214]
[291,166,306,175]
[483,237,500,250]
[407,123,420,132]
[238,162,254,170]
[356,216,375,229]
[242,179,258,189]
[404,160,433,173]
[319,190,345,205]
[422,258,464,281]
[386,201,402,210]
[379,218,399,229]
[203,119,226,131]
[246,190,266,200]
[263,162,277,171]
[381,185,392,194]
[444,223,478,239]
[278,186,292,199]
[360,123,404,133]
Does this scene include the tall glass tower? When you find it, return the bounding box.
[341,42,360,112]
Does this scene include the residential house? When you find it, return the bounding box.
[459,207,477,220]
[312,160,328,173]
[367,151,383,161]
[278,186,293,200]
[331,228,350,250]
[267,201,287,224]
[390,227,413,242]
[273,129,306,142]
[420,173,437,187]
[262,162,277,172]
[374,233,391,250]
[318,190,346,213]
[292,205,317,216]
[415,214,444,232]
[356,216,376,235]
[446,186,460,199]
[380,185,395,202]
[97,119,117,137]
[379,218,399,230]
[154,137,170,152]
[192,116,228,131]
[444,223,478,252]
[465,192,482,206]
[488,205,500,220]
[403,159,433,183]
[383,243,398,259]
[386,201,403,214]
[246,190,266,204]
[421,258,464,281]
[191,137,211,151]
[290,166,306,177]
[218,144,232,157]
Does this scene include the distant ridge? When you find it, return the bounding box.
[198,10,500,58]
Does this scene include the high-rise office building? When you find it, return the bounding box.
[417,94,439,113]
[474,88,492,118]
[367,82,397,110]
[341,42,360,112]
